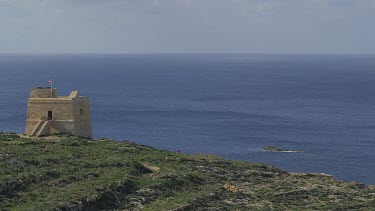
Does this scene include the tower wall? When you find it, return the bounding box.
[25,89,93,139]
[26,99,74,121]
[72,97,93,138]
[25,98,74,135]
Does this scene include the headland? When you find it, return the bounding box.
[0,132,374,210]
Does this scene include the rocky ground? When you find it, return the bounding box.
[0,132,374,210]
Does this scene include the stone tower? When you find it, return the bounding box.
[25,87,93,139]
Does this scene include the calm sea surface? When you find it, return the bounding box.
[0,54,374,184]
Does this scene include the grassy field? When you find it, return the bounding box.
[0,132,374,210]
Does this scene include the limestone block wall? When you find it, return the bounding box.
[25,89,93,139]
[39,121,51,136]
[30,88,57,98]
[49,121,75,135]
[72,97,93,139]
[25,120,40,135]
[26,99,74,121]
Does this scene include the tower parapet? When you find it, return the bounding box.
[30,87,57,98]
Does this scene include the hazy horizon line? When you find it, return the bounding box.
[1,52,374,56]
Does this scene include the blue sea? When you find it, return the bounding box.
[0,54,374,184]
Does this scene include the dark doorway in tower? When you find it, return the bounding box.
[48,111,53,120]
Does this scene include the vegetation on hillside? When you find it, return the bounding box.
[0,132,374,210]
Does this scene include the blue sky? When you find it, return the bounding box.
[0,0,374,54]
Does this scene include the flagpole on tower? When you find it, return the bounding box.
[48,80,53,98]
